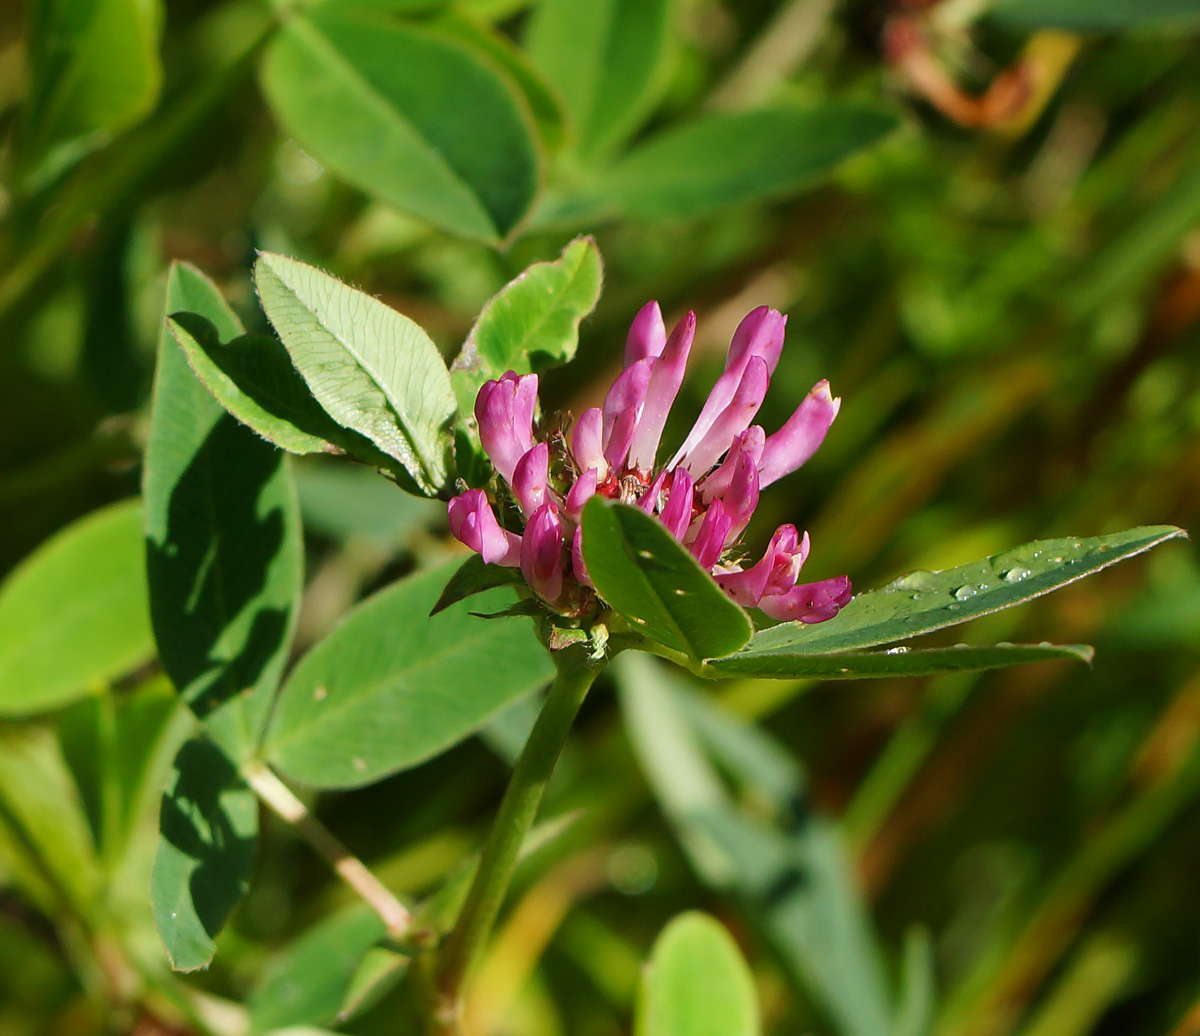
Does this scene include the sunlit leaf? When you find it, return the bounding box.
[526,0,673,155]
[637,912,760,1036]
[19,0,162,186]
[0,726,100,917]
[254,252,456,496]
[582,498,751,663]
[433,11,565,151]
[265,561,553,789]
[261,8,540,242]
[595,105,897,220]
[599,106,899,220]
[706,641,1093,679]
[0,499,151,715]
[450,236,603,412]
[721,526,1185,660]
[168,312,339,456]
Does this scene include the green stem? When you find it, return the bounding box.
[427,646,601,1032]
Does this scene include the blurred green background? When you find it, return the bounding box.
[1,0,1199,1034]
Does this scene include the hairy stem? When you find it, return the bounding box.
[240,761,412,937]
[427,646,601,1033]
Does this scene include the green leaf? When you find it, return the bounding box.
[990,0,1200,29]
[295,458,441,547]
[599,105,900,221]
[0,499,152,716]
[581,498,751,663]
[167,312,339,456]
[58,677,185,866]
[526,0,673,156]
[894,929,935,1036]
[264,561,554,789]
[248,906,387,1034]
[431,554,526,615]
[0,726,101,917]
[450,236,603,412]
[170,309,414,479]
[706,642,1093,679]
[254,251,457,497]
[432,12,566,152]
[260,8,540,243]
[618,655,895,1036]
[151,737,257,972]
[19,0,162,187]
[722,526,1186,660]
[145,262,303,761]
[637,912,760,1036]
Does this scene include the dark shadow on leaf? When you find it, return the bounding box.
[159,738,256,940]
[146,411,288,719]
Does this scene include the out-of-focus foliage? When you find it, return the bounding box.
[1,0,1199,1034]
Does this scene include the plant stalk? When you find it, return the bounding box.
[427,645,601,1033]
[241,761,412,937]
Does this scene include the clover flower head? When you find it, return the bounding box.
[449,302,852,624]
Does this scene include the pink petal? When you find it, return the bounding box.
[521,503,564,602]
[701,426,765,501]
[668,307,785,468]
[636,469,669,514]
[624,300,667,367]
[447,490,521,566]
[565,467,599,522]
[571,526,592,587]
[679,356,769,476]
[570,407,608,480]
[658,467,695,541]
[475,372,538,483]
[758,575,852,623]
[627,311,696,472]
[602,358,653,469]
[758,380,840,488]
[511,442,549,518]
[715,525,808,606]
[719,449,761,539]
[689,500,732,570]
[725,306,786,377]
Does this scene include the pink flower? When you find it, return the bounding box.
[448,303,850,625]
[447,490,521,567]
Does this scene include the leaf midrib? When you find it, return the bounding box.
[731,527,1185,659]
[261,259,446,491]
[266,607,534,755]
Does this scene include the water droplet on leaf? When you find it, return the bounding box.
[953,584,978,601]
[885,570,937,593]
[1002,565,1032,583]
